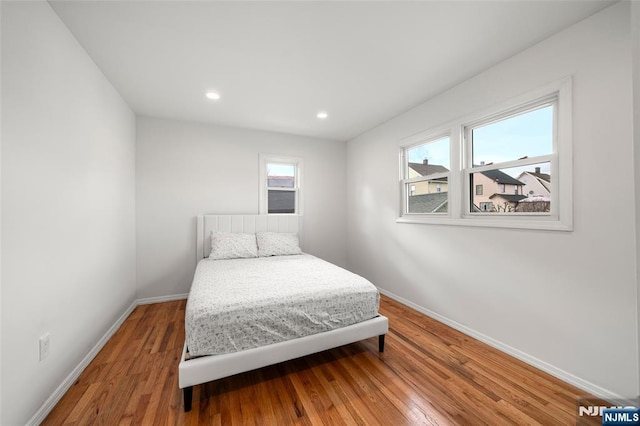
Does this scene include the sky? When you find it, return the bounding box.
[267,162,295,177]
[407,104,553,178]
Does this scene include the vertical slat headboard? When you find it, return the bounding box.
[196,215,302,261]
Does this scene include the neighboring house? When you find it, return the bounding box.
[489,193,528,212]
[515,167,551,212]
[517,167,551,198]
[473,169,525,212]
[408,160,449,196]
[515,195,551,212]
[267,176,294,188]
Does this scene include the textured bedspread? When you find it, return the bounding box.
[185,254,380,356]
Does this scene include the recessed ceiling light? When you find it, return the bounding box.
[206,91,220,100]
[317,111,328,119]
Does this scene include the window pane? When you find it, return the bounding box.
[472,105,553,167]
[268,190,295,213]
[470,162,551,213]
[406,178,448,213]
[406,136,450,178]
[267,163,295,188]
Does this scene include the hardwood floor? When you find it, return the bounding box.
[43,295,599,425]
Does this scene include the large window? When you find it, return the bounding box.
[398,78,572,231]
[465,101,554,215]
[259,155,303,214]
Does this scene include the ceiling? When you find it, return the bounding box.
[49,1,614,142]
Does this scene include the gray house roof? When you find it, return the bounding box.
[481,169,524,186]
[489,193,527,203]
[528,171,551,183]
[408,192,448,213]
[408,161,449,176]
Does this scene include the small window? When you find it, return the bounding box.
[475,185,483,196]
[260,155,303,214]
[401,135,450,214]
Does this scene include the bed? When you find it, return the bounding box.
[178,214,389,412]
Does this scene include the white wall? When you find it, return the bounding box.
[1,2,137,425]
[136,116,347,299]
[633,0,640,401]
[347,2,637,399]
[0,1,4,421]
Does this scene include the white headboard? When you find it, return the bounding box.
[196,214,303,261]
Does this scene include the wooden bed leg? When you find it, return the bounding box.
[184,386,193,412]
[379,334,385,353]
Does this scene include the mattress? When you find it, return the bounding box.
[185,254,380,357]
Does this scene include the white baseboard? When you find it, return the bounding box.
[27,301,137,426]
[377,287,624,403]
[136,293,188,305]
[27,293,188,425]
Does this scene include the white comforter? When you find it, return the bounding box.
[185,254,380,357]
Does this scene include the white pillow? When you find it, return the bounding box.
[256,232,302,257]
[209,231,258,260]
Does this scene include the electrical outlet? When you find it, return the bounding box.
[39,333,50,361]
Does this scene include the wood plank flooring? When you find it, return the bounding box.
[42,295,600,425]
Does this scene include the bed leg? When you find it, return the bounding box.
[378,334,385,353]
[184,386,193,412]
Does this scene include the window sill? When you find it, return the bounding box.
[396,215,572,232]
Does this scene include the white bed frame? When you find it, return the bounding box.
[178,214,389,411]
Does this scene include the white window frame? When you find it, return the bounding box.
[259,154,303,215]
[399,131,451,216]
[397,77,572,231]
